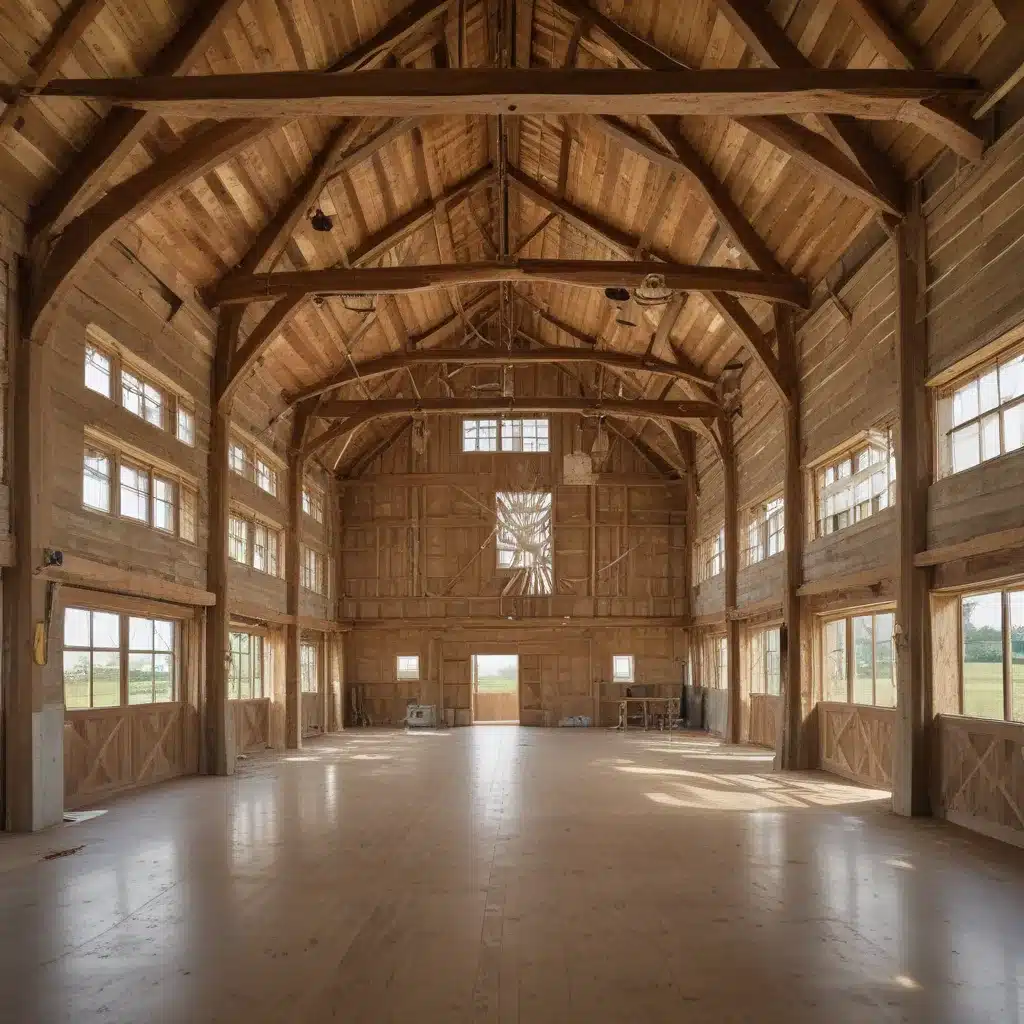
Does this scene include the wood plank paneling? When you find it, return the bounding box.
[818,702,894,788]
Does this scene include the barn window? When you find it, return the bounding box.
[127,617,175,704]
[745,497,784,566]
[176,404,195,447]
[119,461,150,523]
[255,456,277,496]
[229,632,264,700]
[253,523,279,575]
[397,655,420,680]
[496,491,553,595]
[612,655,634,683]
[501,418,550,452]
[63,608,121,710]
[83,447,112,512]
[463,418,499,452]
[695,527,725,583]
[152,476,176,533]
[301,545,325,594]
[960,590,1024,723]
[84,344,112,398]
[121,368,165,429]
[303,483,324,522]
[749,628,781,695]
[814,429,894,538]
[229,441,251,478]
[820,611,896,707]
[228,515,248,563]
[300,643,319,693]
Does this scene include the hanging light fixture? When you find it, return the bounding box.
[310,207,333,232]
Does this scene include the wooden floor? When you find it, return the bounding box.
[1,728,1023,1022]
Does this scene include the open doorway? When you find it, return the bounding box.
[472,654,519,724]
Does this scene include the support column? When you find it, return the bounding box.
[204,313,236,776]
[893,187,932,817]
[721,419,741,743]
[4,261,62,831]
[776,307,810,769]
[285,405,311,749]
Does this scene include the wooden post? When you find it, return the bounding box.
[204,312,237,776]
[285,435,306,749]
[721,419,741,743]
[4,260,63,831]
[893,186,932,817]
[776,307,809,769]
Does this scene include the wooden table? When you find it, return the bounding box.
[615,697,677,732]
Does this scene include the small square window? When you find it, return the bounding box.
[612,655,634,683]
[397,655,420,680]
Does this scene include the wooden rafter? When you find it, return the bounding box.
[26,67,980,120]
[303,396,721,457]
[286,346,715,407]
[209,259,810,308]
[223,164,500,401]
[704,291,787,403]
[517,293,597,348]
[552,0,905,215]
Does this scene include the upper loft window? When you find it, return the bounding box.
[695,527,725,584]
[229,436,279,496]
[745,496,784,566]
[463,418,549,453]
[302,483,324,523]
[814,429,894,538]
[937,349,1024,478]
[749,627,781,695]
[83,332,195,447]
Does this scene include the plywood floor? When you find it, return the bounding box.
[1,728,1022,1022]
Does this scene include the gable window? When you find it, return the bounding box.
[814,429,894,538]
[937,349,1024,477]
[749,627,781,695]
[820,611,896,707]
[300,643,319,693]
[463,418,550,453]
[302,484,324,523]
[745,497,784,566]
[961,590,1024,723]
[85,345,112,398]
[612,655,634,683]
[229,632,264,700]
[496,491,553,595]
[397,655,420,680]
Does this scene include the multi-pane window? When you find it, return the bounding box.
[745,497,784,566]
[229,442,250,477]
[961,590,1024,723]
[84,345,112,398]
[814,429,895,538]
[302,484,324,523]
[820,611,896,707]
[63,608,121,709]
[229,632,264,700]
[82,441,193,543]
[176,405,195,447]
[228,515,249,564]
[253,523,279,576]
[127,617,175,704]
[229,437,279,495]
[496,491,553,595]
[749,627,781,695]
[695,527,725,583]
[82,337,194,446]
[937,349,1024,478]
[300,643,319,693]
[396,655,420,680]
[501,418,550,453]
[119,462,150,523]
[301,545,325,594]
[704,635,727,689]
[63,608,176,709]
[83,448,111,511]
[255,457,277,497]
[612,655,634,683]
[462,418,550,453]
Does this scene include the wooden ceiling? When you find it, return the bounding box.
[0,0,1011,476]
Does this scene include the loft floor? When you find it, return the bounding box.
[1,728,1022,1022]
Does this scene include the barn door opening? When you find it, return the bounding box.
[472,654,519,724]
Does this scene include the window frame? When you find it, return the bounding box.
[819,609,897,708]
[302,482,325,523]
[744,496,785,567]
[300,544,326,595]
[695,526,726,583]
[959,588,1024,723]
[229,631,265,701]
[396,654,420,681]
[462,417,550,453]
[812,428,895,539]
[749,626,781,696]
[228,509,283,577]
[300,642,319,693]
[612,654,634,683]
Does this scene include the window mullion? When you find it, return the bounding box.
[120,614,128,706]
[1004,590,1012,722]
[846,618,853,704]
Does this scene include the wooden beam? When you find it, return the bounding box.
[0,0,108,139]
[27,67,980,119]
[704,291,787,401]
[287,345,715,405]
[324,117,420,185]
[721,418,741,744]
[835,0,921,67]
[210,258,810,308]
[517,292,596,347]
[304,395,719,456]
[29,0,248,241]
[345,419,415,477]
[893,187,932,817]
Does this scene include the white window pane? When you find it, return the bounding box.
[128,617,154,651]
[64,607,91,648]
[951,422,980,474]
[952,379,979,426]
[999,354,1024,402]
[128,652,154,704]
[177,407,195,446]
[143,383,163,427]
[84,347,111,397]
[92,612,120,648]
[963,592,1004,720]
[612,655,633,681]
[1004,404,1024,454]
[63,651,90,709]
[852,616,874,705]
[83,451,111,511]
[153,654,173,702]
[981,412,1001,462]
[154,620,174,653]
[120,464,149,522]
[91,652,121,707]
[979,369,1000,414]
[121,370,143,416]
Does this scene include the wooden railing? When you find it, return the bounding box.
[818,702,894,789]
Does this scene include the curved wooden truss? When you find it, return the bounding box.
[302,396,722,458]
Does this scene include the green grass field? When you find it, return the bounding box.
[473,655,518,693]
[963,661,1024,721]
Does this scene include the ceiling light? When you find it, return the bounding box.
[310,207,333,232]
